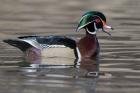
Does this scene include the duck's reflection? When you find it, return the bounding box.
[19,55,100,79]
[2,64,98,93]
[18,58,99,93]
[80,58,99,78]
[1,54,99,93]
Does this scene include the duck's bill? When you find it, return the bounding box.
[104,24,114,30]
[102,24,114,36]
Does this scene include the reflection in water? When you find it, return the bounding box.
[0,57,99,93]
[0,69,98,93]
[20,55,99,77]
[17,55,99,93]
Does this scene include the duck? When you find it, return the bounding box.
[3,11,113,68]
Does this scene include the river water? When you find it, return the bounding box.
[0,0,140,93]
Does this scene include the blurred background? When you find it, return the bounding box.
[0,0,126,37]
[0,0,140,93]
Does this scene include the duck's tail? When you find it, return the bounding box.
[3,39,31,52]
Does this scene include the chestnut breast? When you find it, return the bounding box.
[77,35,97,59]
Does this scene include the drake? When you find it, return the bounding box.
[76,11,113,60]
[3,11,113,68]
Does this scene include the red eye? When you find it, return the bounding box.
[95,19,101,23]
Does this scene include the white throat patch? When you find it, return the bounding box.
[86,22,97,35]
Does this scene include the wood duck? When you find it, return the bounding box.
[76,11,113,59]
[3,11,113,68]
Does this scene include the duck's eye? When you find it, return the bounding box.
[95,19,101,23]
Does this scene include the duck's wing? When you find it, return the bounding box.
[3,36,42,51]
[3,39,32,52]
[18,36,41,49]
[36,36,76,49]
[18,36,76,48]
[3,36,77,51]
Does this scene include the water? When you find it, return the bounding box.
[0,67,97,93]
[0,0,140,93]
[0,63,110,93]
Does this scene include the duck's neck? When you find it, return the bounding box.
[77,31,99,60]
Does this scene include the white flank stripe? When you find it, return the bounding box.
[76,47,81,66]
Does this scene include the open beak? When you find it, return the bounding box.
[102,21,114,36]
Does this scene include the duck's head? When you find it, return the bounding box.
[76,11,113,35]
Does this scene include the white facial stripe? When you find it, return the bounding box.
[77,21,94,31]
[86,27,96,35]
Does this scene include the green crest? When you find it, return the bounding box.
[77,11,106,31]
